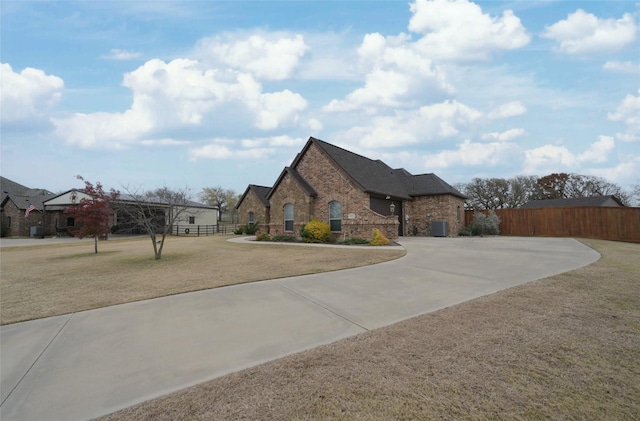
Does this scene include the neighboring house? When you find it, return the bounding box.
[1,176,56,237]
[236,137,466,239]
[1,176,217,237]
[521,195,624,209]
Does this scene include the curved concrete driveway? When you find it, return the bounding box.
[0,237,599,421]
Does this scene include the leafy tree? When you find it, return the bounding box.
[537,173,632,205]
[537,173,571,199]
[64,176,119,254]
[199,186,239,222]
[117,185,194,260]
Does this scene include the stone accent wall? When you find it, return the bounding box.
[237,189,269,232]
[405,194,465,236]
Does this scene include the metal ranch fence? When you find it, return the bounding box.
[173,224,239,236]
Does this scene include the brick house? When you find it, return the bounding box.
[1,176,57,237]
[236,137,466,239]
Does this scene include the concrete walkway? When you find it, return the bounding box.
[0,237,599,421]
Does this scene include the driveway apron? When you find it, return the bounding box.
[0,237,599,421]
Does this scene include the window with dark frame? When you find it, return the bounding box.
[189,216,195,224]
[248,212,255,227]
[284,203,294,231]
[329,201,341,231]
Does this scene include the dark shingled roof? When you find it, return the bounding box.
[236,184,272,209]
[298,138,465,200]
[250,185,272,207]
[1,176,55,211]
[266,167,317,200]
[521,195,624,209]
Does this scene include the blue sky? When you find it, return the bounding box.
[2,0,639,198]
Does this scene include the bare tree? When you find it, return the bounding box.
[461,176,541,209]
[116,185,193,260]
[632,184,640,206]
[199,186,238,222]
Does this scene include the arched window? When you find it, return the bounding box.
[248,212,255,227]
[284,203,294,231]
[329,201,341,231]
[457,206,461,222]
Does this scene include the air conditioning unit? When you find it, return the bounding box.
[431,221,448,237]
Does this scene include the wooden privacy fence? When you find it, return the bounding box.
[465,207,640,243]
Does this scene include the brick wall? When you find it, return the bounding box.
[267,171,313,236]
[237,189,270,232]
[295,142,399,239]
[1,199,50,237]
[405,194,465,236]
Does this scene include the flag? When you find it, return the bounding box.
[25,204,37,218]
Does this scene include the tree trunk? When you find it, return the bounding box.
[94,236,98,254]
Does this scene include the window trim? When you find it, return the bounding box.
[248,211,255,227]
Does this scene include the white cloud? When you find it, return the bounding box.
[195,33,309,80]
[487,101,527,119]
[409,0,530,61]
[0,63,64,123]
[523,144,577,174]
[101,49,142,60]
[51,58,308,148]
[323,32,452,112]
[603,61,640,74]
[541,10,637,55]
[240,135,305,148]
[608,89,640,142]
[482,128,525,141]
[140,138,191,146]
[188,138,278,161]
[577,135,614,163]
[524,137,617,174]
[334,100,482,149]
[588,154,640,187]
[324,1,531,114]
[423,139,521,169]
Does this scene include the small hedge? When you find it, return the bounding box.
[370,229,390,246]
[301,219,332,243]
[255,232,270,241]
[339,238,370,245]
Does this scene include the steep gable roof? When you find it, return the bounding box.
[521,195,624,209]
[266,167,317,200]
[293,137,465,199]
[236,184,272,209]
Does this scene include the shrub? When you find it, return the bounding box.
[339,238,370,245]
[461,211,501,236]
[245,222,260,235]
[233,226,245,235]
[255,232,270,241]
[370,229,390,246]
[300,219,332,243]
[271,235,296,242]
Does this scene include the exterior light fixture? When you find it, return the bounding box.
[390,202,395,215]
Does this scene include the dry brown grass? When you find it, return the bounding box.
[0,235,404,325]
[96,239,640,420]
